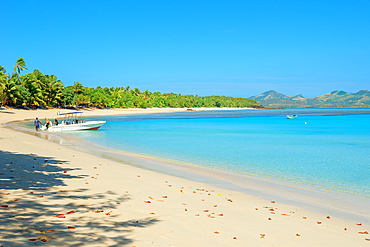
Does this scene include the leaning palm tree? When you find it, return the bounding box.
[13,58,27,75]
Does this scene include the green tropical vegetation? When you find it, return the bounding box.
[0,58,260,109]
[250,90,370,108]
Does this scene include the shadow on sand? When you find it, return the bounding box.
[0,150,159,246]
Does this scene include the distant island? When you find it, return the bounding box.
[250,90,370,108]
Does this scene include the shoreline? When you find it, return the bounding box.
[1,108,369,246]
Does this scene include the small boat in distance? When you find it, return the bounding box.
[287,115,298,119]
[40,111,106,132]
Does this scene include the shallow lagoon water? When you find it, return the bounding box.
[58,108,370,198]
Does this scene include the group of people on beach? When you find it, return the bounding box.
[34,117,58,131]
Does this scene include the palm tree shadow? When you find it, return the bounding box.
[0,150,160,246]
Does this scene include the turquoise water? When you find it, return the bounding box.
[60,108,370,198]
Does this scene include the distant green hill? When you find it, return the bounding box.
[250,90,370,108]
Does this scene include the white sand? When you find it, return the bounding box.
[0,108,369,246]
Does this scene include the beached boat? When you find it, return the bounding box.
[40,112,106,132]
[287,115,297,119]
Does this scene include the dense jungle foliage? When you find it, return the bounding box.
[0,58,260,108]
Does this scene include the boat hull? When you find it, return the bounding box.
[46,121,106,132]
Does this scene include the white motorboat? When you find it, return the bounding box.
[41,111,106,132]
[287,115,297,119]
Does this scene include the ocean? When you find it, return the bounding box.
[14,108,370,221]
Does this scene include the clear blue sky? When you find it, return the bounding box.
[1,0,369,98]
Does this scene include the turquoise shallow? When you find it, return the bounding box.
[59,108,370,198]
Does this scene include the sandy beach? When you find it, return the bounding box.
[1,108,369,246]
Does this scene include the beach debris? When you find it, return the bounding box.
[302,216,307,219]
[214,231,219,234]
[201,199,205,201]
[260,234,266,238]
[271,201,275,203]
[144,201,151,203]
[105,211,112,215]
[67,210,75,214]
[163,195,167,198]
[44,160,48,162]
[207,214,215,218]
[268,218,272,220]
[94,210,104,213]
[218,214,223,216]
[344,228,347,231]
[137,175,140,177]
[167,185,172,187]
[117,202,121,205]
[47,229,54,231]
[326,216,331,219]
[38,195,43,197]
[149,196,153,199]
[281,214,290,216]
[157,200,164,202]
[185,208,187,211]
[68,226,75,229]
[94,167,97,169]
[317,221,322,224]
[365,238,370,241]
[233,237,237,240]
[195,214,200,216]
[182,203,187,205]
[356,223,362,226]
[269,208,274,211]
[213,205,217,207]
[63,170,67,173]
[255,208,258,210]
[358,231,369,234]
[227,198,233,202]
[28,238,37,241]
[296,233,300,237]
[203,210,209,212]
[149,212,155,214]
[1,205,9,207]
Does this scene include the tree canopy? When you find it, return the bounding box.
[0,58,260,109]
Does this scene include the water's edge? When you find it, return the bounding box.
[5,117,370,225]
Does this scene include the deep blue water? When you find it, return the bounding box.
[61,108,370,197]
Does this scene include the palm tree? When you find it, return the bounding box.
[13,58,27,75]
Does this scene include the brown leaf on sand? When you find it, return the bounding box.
[105,211,112,215]
[317,221,322,224]
[344,228,347,231]
[28,239,37,241]
[149,212,155,214]
[268,218,272,220]
[359,231,369,234]
[281,214,290,216]
[218,214,224,216]
[94,210,104,213]
[144,201,151,203]
[157,200,164,202]
[357,223,362,226]
[44,160,48,162]
[68,226,75,229]
[213,205,217,207]
[168,185,172,187]
[203,210,209,212]
[326,216,331,219]
[271,201,275,203]
[94,167,97,169]
[38,195,43,197]
[227,199,233,202]
[182,203,187,205]
[195,214,200,216]
[67,210,75,214]
[185,208,187,211]
[260,234,266,238]
[302,216,307,219]
[296,233,300,237]
[365,238,370,241]
[163,195,167,198]
[214,231,219,234]
[3,193,10,195]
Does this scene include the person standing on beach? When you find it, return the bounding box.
[34,117,40,131]
[45,118,51,130]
